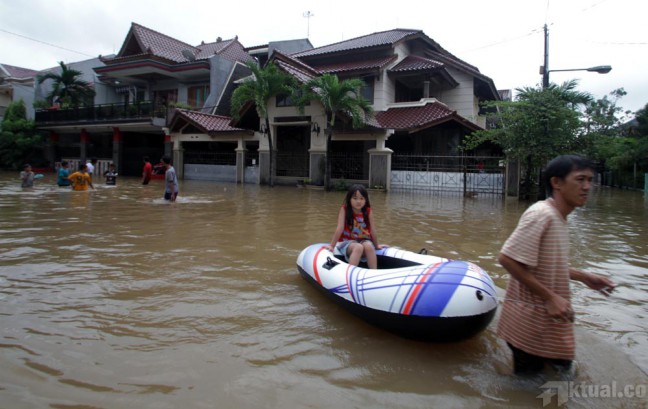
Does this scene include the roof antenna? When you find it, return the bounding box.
[303,11,314,38]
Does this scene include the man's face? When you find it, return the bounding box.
[554,168,594,208]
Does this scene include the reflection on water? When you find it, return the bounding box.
[0,172,646,408]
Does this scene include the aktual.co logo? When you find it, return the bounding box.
[537,381,647,406]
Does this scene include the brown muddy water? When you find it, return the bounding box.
[0,172,646,409]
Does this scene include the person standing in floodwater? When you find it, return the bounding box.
[497,155,616,376]
[57,161,71,187]
[161,156,178,202]
[20,164,35,188]
[104,163,118,186]
[68,163,94,191]
[142,156,152,185]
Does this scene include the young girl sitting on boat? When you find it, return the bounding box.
[326,184,384,269]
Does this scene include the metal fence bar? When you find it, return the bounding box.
[276,152,308,177]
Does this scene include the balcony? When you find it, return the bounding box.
[35,101,169,126]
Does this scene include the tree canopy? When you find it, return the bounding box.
[230,61,296,186]
[0,100,43,170]
[37,61,95,108]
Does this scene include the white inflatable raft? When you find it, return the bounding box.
[297,243,498,342]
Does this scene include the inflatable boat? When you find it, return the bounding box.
[297,244,498,342]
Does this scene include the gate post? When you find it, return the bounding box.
[368,148,392,191]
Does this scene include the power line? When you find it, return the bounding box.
[0,28,95,58]
[460,27,543,53]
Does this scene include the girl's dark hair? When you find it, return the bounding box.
[344,184,371,228]
[543,155,594,197]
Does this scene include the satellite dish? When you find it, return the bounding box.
[182,49,196,62]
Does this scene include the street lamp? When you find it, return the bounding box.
[540,24,611,88]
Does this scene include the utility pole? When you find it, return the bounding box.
[542,24,549,89]
[303,11,314,38]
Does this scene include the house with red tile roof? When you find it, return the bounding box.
[34,23,265,175]
[34,24,503,192]
[232,28,503,190]
[0,63,40,120]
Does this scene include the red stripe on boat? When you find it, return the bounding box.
[401,263,439,315]
[345,264,356,302]
[312,246,327,285]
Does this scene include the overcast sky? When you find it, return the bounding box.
[1,0,646,114]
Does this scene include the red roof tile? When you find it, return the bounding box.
[272,51,318,83]
[389,55,443,73]
[314,55,397,75]
[292,29,421,58]
[375,100,480,131]
[174,109,247,133]
[109,23,251,65]
[130,23,198,63]
[1,63,40,79]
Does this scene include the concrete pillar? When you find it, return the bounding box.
[80,129,90,162]
[308,149,326,185]
[164,133,172,158]
[236,139,246,184]
[47,131,59,167]
[112,127,123,172]
[172,140,184,179]
[368,148,393,190]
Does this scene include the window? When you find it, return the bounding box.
[360,76,374,104]
[188,85,210,109]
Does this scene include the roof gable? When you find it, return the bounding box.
[0,63,40,79]
[292,29,421,58]
[375,100,481,132]
[113,23,252,65]
[169,109,250,134]
[121,23,198,63]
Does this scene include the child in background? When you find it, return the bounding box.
[104,163,118,185]
[326,184,384,269]
[20,164,35,188]
[68,163,94,191]
[57,161,71,187]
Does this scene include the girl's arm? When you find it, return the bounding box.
[326,207,346,250]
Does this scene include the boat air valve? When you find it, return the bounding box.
[323,257,339,270]
[475,290,484,301]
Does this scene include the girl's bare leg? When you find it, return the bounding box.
[347,242,363,266]
[362,241,377,269]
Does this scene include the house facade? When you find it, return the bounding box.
[34,23,261,176]
[33,25,502,192]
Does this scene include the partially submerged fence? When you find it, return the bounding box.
[390,155,505,196]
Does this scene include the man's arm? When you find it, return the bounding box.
[498,253,574,322]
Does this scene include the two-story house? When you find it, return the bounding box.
[169,28,502,191]
[35,23,260,176]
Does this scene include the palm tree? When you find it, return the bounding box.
[231,61,295,187]
[299,74,373,190]
[37,61,95,108]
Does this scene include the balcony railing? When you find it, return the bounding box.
[35,101,168,124]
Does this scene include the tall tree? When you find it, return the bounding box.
[464,80,591,199]
[0,100,43,169]
[37,61,95,108]
[230,61,295,187]
[298,73,373,190]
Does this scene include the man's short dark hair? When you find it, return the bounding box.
[543,155,594,197]
[161,156,171,165]
[143,156,149,162]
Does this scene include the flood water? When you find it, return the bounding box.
[1,172,646,409]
